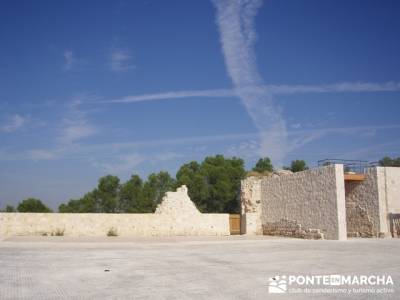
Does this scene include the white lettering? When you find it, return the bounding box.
[368,276,376,285]
[360,276,368,285]
[376,276,385,285]
[288,276,297,284]
[297,276,305,285]
[342,276,352,285]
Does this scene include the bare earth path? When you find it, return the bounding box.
[0,236,399,299]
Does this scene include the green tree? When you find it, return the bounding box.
[176,155,246,213]
[96,175,120,213]
[119,175,147,213]
[59,172,176,214]
[379,156,400,167]
[284,160,309,173]
[176,161,209,211]
[59,191,98,213]
[17,198,52,213]
[5,205,15,212]
[252,157,273,173]
[59,175,120,213]
[0,205,15,212]
[143,171,176,211]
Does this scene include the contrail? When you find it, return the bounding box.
[99,81,400,104]
[100,89,235,103]
[212,0,287,164]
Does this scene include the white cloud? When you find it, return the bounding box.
[226,139,260,159]
[59,94,97,144]
[63,50,76,71]
[0,114,28,133]
[225,124,400,160]
[212,0,287,164]
[92,151,181,174]
[61,124,97,143]
[27,149,57,161]
[110,49,135,71]
[93,153,145,173]
[286,124,400,154]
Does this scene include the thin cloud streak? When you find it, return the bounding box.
[269,81,400,95]
[2,123,398,162]
[98,81,400,104]
[100,89,235,103]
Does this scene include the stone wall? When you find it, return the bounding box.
[344,167,400,238]
[0,186,230,237]
[381,167,400,213]
[377,167,400,236]
[240,177,262,234]
[345,168,381,237]
[259,165,347,240]
[240,165,399,240]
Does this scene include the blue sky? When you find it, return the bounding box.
[1,0,399,209]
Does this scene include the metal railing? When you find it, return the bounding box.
[389,213,400,238]
[317,159,375,174]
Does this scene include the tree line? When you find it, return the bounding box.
[1,155,398,214]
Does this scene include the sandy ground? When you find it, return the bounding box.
[0,236,399,299]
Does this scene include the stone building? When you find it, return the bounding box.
[241,164,400,240]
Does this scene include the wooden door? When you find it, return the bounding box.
[229,214,241,235]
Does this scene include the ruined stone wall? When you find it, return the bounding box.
[0,186,230,237]
[345,168,381,237]
[240,177,262,234]
[241,177,262,214]
[260,165,347,240]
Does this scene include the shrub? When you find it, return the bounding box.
[53,229,65,236]
[107,227,118,236]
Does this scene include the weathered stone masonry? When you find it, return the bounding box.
[241,165,347,240]
[345,168,380,237]
[260,165,346,240]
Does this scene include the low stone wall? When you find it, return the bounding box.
[0,186,230,237]
[262,219,324,239]
[0,213,229,237]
